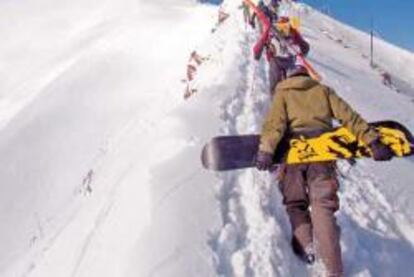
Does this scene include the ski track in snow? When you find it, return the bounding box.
[15,115,154,277]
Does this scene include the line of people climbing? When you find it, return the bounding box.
[244,1,394,277]
[184,1,397,276]
[243,0,313,95]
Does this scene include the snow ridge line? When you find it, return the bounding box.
[226,30,278,276]
[209,24,256,277]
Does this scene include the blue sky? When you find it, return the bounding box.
[301,0,414,52]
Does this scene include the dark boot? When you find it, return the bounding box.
[291,236,315,265]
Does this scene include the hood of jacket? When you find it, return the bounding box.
[276,76,320,91]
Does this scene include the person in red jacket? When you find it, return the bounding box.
[254,16,310,96]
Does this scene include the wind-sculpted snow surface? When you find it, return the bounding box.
[0,0,220,276]
[0,0,413,276]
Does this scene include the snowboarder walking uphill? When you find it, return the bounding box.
[255,66,394,276]
[254,16,310,95]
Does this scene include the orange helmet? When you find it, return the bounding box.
[275,16,291,36]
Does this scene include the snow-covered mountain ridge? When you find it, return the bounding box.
[0,0,413,276]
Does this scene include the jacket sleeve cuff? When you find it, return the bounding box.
[363,129,381,145]
[258,142,275,154]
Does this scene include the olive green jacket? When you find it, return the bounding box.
[259,76,379,153]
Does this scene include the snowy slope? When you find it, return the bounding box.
[0,0,413,276]
[0,1,221,276]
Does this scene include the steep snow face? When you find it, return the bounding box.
[0,0,220,276]
[1,0,414,277]
[299,5,414,100]
[299,5,414,222]
[199,3,414,277]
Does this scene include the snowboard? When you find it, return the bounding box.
[201,121,414,171]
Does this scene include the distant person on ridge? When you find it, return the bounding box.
[255,65,393,276]
[250,0,280,30]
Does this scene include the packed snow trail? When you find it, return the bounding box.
[206,12,310,276]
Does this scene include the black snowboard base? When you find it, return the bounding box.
[201,121,414,171]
